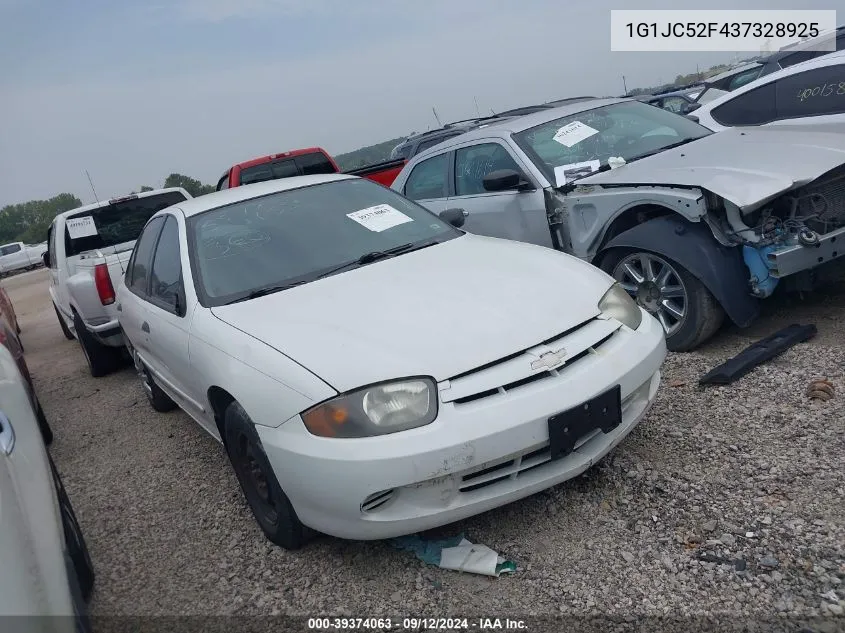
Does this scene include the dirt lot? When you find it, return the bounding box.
[5,268,844,620]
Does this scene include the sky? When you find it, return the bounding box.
[0,0,839,206]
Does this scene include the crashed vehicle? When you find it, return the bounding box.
[391,98,845,351]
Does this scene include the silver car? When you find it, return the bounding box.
[391,98,845,351]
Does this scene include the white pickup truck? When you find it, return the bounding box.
[0,241,48,276]
[44,188,192,376]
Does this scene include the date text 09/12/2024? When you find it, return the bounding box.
[307,617,528,630]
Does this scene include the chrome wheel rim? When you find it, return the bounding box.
[613,252,688,336]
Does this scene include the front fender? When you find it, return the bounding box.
[600,215,759,328]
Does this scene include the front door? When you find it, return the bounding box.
[447,142,552,248]
[142,215,209,431]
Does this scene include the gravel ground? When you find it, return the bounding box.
[5,268,844,624]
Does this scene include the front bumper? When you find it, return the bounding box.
[257,311,667,540]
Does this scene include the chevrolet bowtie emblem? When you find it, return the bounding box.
[531,348,567,371]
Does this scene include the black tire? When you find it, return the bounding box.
[49,455,95,603]
[66,551,93,633]
[600,248,725,352]
[35,398,54,446]
[223,401,314,550]
[73,312,120,377]
[139,364,177,412]
[55,305,74,340]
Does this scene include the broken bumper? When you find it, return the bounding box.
[768,225,845,278]
[258,312,666,540]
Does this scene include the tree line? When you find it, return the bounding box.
[0,173,215,246]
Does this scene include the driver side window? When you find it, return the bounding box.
[149,215,185,315]
[454,143,521,196]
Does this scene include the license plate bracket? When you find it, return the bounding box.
[547,385,622,461]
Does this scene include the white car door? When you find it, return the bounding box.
[142,214,209,429]
[118,216,165,357]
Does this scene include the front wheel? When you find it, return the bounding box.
[601,249,724,352]
[224,401,314,550]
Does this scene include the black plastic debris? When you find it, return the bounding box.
[699,324,817,386]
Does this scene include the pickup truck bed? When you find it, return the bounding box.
[47,187,192,377]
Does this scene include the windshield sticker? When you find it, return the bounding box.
[347,204,413,232]
[66,216,99,239]
[552,121,600,148]
[553,160,601,187]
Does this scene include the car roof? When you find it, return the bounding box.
[466,98,625,135]
[55,188,189,221]
[170,174,357,218]
[405,98,626,163]
[705,62,762,83]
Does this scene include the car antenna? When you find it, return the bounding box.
[87,169,126,276]
[431,107,442,127]
[474,96,481,118]
[85,170,100,203]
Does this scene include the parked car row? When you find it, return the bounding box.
[33,35,845,556]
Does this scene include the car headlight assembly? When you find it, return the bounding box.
[598,282,642,330]
[301,378,438,438]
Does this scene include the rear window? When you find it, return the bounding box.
[239,152,337,186]
[63,191,188,257]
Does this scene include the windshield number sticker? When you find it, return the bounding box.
[552,121,600,148]
[347,205,413,232]
[66,216,99,239]
[553,160,601,187]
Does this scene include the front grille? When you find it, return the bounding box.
[442,317,620,406]
[453,332,615,405]
[457,380,647,494]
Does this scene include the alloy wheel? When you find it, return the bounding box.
[612,252,688,336]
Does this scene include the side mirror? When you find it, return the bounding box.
[681,102,701,114]
[483,169,533,193]
[439,208,468,228]
[686,114,700,123]
[42,252,51,268]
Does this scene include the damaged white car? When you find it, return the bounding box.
[391,99,845,350]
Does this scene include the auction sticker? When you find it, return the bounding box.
[553,121,599,147]
[66,216,99,239]
[347,204,413,232]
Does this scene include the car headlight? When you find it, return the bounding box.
[598,283,642,330]
[301,378,438,438]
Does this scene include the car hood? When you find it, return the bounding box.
[210,234,613,392]
[580,124,845,211]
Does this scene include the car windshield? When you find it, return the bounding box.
[186,178,461,306]
[512,101,711,185]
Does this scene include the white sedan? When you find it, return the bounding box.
[691,50,845,131]
[116,174,666,548]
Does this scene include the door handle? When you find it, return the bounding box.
[0,411,15,455]
[141,321,150,333]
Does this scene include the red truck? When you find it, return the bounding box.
[215,147,406,191]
